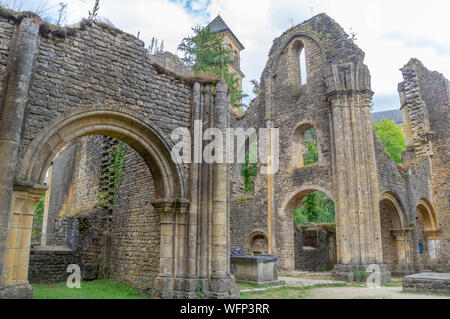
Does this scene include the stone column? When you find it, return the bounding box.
[0,17,41,298]
[1,183,46,299]
[152,199,177,299]
[152,198,190,299]
[392,229,414,266]
[327,63,390,282]
[209,81,231,297]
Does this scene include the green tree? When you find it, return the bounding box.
[372,119,406,164]
[178,25,247,108]
[295,192,335,226]
[294,127,335,226]
[32,194,46,244]
[303,127,318,165]
[241,142,258,194]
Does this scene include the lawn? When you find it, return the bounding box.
[32,279,149,299]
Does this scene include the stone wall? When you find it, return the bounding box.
[294,224,336,271]
[28,247,80,283]
[109,145,159,290]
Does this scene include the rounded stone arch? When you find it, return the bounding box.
[246,230,269,256]
[271,31,328,76]
[291,120,320,168]
[416,198,438,231]
[379,191,408,229]
[18,106,186,199]
[277,185,334,270]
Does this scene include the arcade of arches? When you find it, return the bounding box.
[0,9,449,299]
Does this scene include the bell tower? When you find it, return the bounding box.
[207,15,245,94]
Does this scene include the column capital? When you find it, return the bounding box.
[391,228,412,240]
[424,229,440,240]
[151,198,190,214]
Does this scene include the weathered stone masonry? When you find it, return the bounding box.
[0,8,238,299]
[230,14,449,280]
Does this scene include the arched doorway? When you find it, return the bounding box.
[379,192,412,273]
[279,186,336,270]
[416,199,440,262]
[5,107,187,294]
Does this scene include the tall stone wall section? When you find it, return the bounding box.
[399,59,450,271]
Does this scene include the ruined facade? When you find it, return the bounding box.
[230,14,449,280]
[0,7,448,300]
[0,9,238,299]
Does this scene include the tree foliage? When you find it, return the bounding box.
[241,142,258,194]
[178,25,247,108]
[303,127,318,166]
[295,192,335,226]
[32,194,46,244]
[295,127,335,226]
[372,119,406,164]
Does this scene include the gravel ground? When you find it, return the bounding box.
[306,286,450,299]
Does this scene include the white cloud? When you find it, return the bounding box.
[7,0,450,111]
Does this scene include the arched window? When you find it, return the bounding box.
[292,124,318,169]
[291,40,307,86]
[234,50,239,66]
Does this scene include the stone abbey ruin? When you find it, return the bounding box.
[0,7,448,298]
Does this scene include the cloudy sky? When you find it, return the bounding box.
[7,0,450,112]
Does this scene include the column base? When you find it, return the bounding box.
[332,264,391,283]
[208,274,240,299]
[0,282,34,299]
[154,275,240,299]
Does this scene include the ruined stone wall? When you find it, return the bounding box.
[28,248,81,283]
[109,146,159,290]
[399,59,449,271]
[64,136,104,216]
[0,17,13,108]
[294,224,336,271]
[13,18,192,167]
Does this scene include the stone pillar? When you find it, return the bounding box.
[1,183,46,299]
[209,81,233,297]
[152,199,176,299]
[327,63,390,282]
[391,228,416,276]
[152,198,190,299]
[0,17,41,298]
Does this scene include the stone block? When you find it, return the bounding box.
[230,255,279,284]
[402,273,450,295]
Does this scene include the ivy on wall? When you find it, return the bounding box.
[99,140,126,208]
[32,194,46,244]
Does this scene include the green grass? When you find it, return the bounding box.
[32,279,149,299]
[237,281,274,291]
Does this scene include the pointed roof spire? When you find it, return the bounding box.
[207,15,245,50]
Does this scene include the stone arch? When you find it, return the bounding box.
[290,39,307,85]
[379,191,408,229]
[246,230,269,256]
[416,198,438,231]
[278,185,334,270]
[291,122,319,168]
[379,191,412,269]
[416,198,440,260]
[18,106,186,199]
[271,32,328,76]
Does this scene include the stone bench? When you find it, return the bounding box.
[402,273,450,295]
[230,255,279,285]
